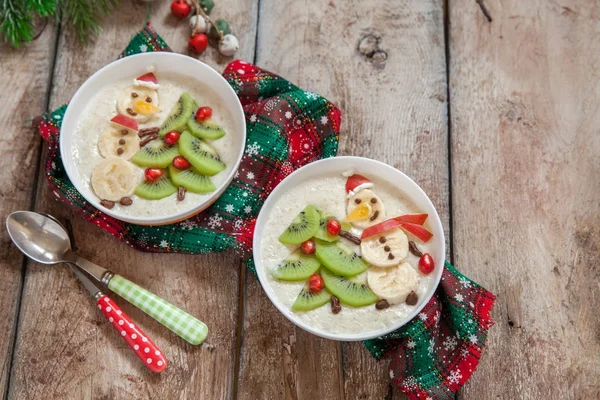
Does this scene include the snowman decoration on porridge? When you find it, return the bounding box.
[271,171,436,314]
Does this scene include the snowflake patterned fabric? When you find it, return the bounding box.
[36,23,496,400]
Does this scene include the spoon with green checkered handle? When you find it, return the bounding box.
[6,211,208,345]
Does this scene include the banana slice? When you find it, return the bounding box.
[116,86,159,123]
[361,227,408,267]
[346,189,385,229]
[98,127,140,160]
[91,157,138,201]
[367,262,418,304]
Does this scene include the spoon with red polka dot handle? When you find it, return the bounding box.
[68,264,167,373]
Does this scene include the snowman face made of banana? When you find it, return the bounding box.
[117,73,160,123]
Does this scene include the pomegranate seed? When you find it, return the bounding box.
[418,253,435,274]
[195,106,213,121]
[172,156,190,170]
[308,274,324,293]
[144,168,163,182]
[326,219,341,236]
[164,131,180,146]
[301,239,316,254]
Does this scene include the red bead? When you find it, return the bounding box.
[308,274,324,294]
[300,239,316,254]
[195,106,213,121]
[418,253,435,274]
[326,219,341,236]
[145,168,163,182]
[172,156,190,170]
[188,33,208,54]
[164,131,180,146]
[170,0,191,18]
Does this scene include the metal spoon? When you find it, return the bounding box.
[6,211,208,345]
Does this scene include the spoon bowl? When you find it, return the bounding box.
[6,211,72,264]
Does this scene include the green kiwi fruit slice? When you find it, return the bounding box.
[315,240,368,277]
[131,140,180,168]
[179,131,226,176]
[168,165,216,193]
[320,268,377,307]
[159,92,195,136]
[187,117,226,140]
[134,172,177,200]
[313,211,339,242]
[292,283,330,311]
[278,205,320,245]
[271,250,321,281]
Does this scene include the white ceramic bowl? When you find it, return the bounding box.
[253,156,445,341]
[60,53,246,225]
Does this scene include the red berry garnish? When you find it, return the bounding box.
[326,219,341,236]
[170,0,191,18]
[308,274,324,294]
[145,168,163,182]
[164,130,180,146]
[418,253,435,274]
[195,106,213,121]
[188,33,208,54]
[172,156,190,170]
[300,239,316,254]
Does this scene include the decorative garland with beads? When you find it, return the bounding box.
[170,0,239,57]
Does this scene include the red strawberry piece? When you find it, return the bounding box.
[135,72,158,84]
[345,174,371,194]
[111,114,139,132]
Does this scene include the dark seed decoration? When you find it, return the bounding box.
[388,253,395,260]
[355,198,361,204]
[140,133,158,147]
[119,197,133,206]
[406,291,419,306]
[375,299,390,310]
[120,129,129,136]
[131,92,139,98]
[384,245,391,252]
[146,97,152,103]
[330,296,342,314]
[379,236,386,244]
[100,199,115,209]
[177,186,186,201]
[126,107,137,116]
[369,210,380,221]
[370,198,377,204]
[339,230,361,245]
[118,138,126,145]
[409,241,423,257]
[138,127,160,137]
[116,147,124,155]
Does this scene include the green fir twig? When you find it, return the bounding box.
[0,0,35,48]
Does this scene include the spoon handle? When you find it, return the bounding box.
[107,275,208,345]
[97,295,167,373]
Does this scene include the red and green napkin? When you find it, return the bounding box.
[36,23,495,399]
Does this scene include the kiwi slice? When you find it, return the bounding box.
[315,240,368,277]
[278,205,320,245]
[320,268,377,307]
[187,117,226,140]
[159,92,195,136]
[131,140,180,168]
[179,131,226,176]
[168,165,216,193]
[313,211,339,242]
[272,250,321,281]
[134,172,177,200]
[292,283,330,311]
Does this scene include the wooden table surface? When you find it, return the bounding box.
[1,0,598,399]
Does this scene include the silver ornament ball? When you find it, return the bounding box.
[218,34,239,57]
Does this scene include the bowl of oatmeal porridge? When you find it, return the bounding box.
[253,156,445,341]
[60,52,246,225]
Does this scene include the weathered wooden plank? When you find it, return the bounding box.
[0,23,58,395]
[238,0,449,398]
[8,1,257,399]
[449,0,600,398]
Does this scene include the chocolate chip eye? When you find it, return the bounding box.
[379,237,386,244]
[131,92,138,98]
[355,198,361,204]
[146,96,152,103]
[370,198,377,204]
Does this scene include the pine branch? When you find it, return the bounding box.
[0,0,35,48]
[57,0,119,43]
[27,0,57,17]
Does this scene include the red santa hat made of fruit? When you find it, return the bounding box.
[345,174,373,194]
[135,73,158,85]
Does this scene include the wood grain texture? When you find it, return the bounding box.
[238,0,449,399]
[449,0,600,398]
[7,1,257,399]
[0,23,58,396]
